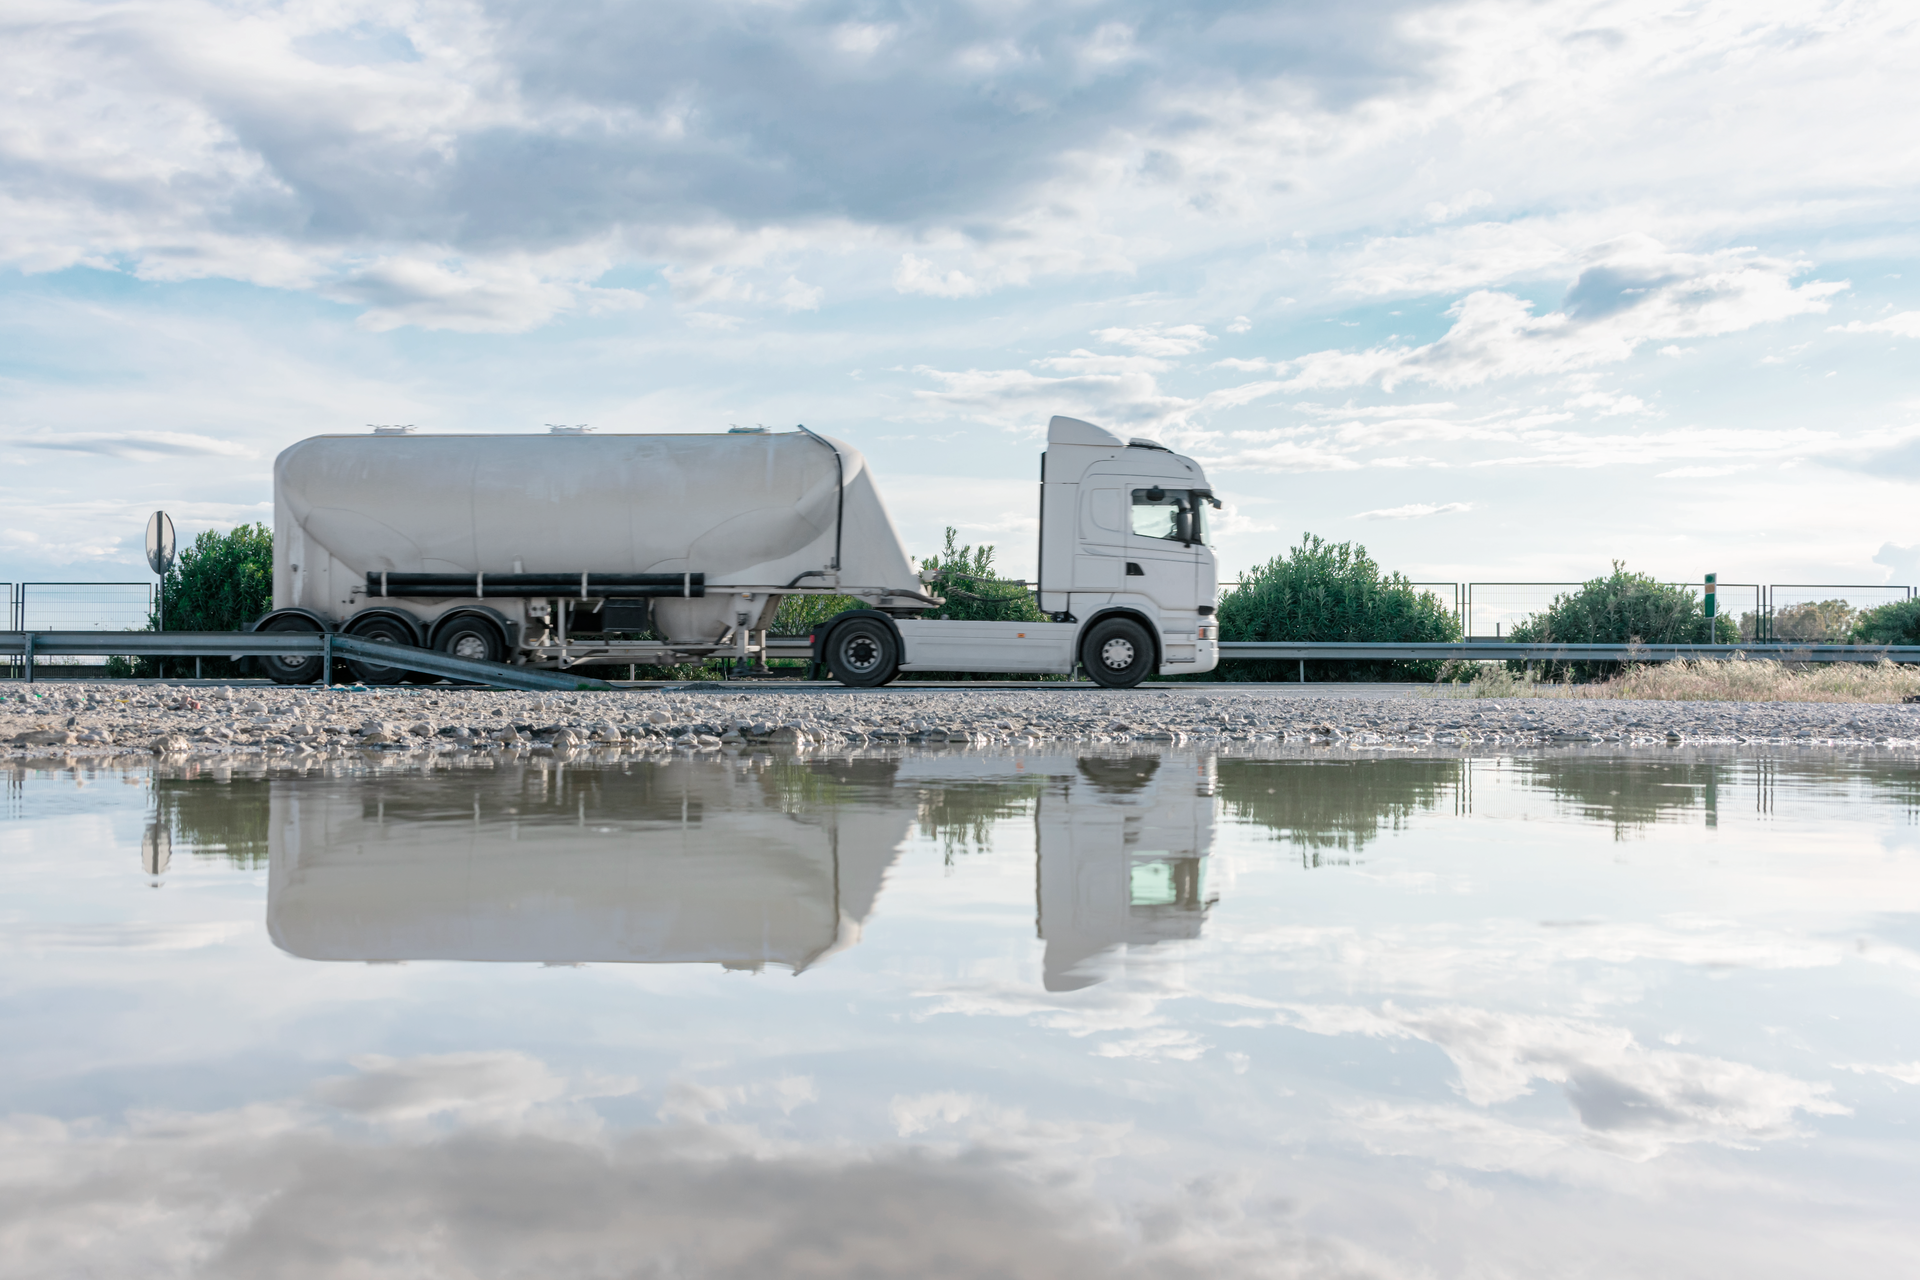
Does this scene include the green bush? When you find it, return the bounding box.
[111,524,274,678]
[919,527,1045,623]
[1510,561,1735,680]
[769,592,861,636]
[1850,598,1920,646]
[890,528,1059,681]
[1204,533,1462,682]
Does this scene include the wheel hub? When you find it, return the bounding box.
[1100,637,1136,669]
[842,636,881,672]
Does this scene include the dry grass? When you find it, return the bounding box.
[1446,659,1920,703]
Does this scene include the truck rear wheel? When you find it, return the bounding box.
[343,615,417,685]
[826,617,899,687]
[258,614,324,686]
[1080,616,1154,689]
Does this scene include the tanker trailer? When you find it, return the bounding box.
[253,415,1221,688]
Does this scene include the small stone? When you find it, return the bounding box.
[11,729,75,746]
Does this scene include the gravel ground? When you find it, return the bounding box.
[6,681,1920,757]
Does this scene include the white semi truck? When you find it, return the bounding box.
[257,414,1221,688]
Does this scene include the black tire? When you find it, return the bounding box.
[436,615,505,666]
[258,614,324,685]
[1080,616,1155,689]
[343,614,417,685]
[825,617,899,687]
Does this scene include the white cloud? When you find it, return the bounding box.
[1424,190,1494,223]
[7,431,253,460]
[1092,324,1214,357]
[1274,240,1845,393]
[0,1053,1321,1280]
[776,275,824,312]
[328,257,636,334]
[1280,1002,1846,1160]
[893,254,986,298]
[1655,465,1753,479]
[1828,311,1920,337]
[1832,1061,1920,1085]
[1355,502,1473,520]
[312,1051,571,1125]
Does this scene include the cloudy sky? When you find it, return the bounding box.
[3,0,1917,591]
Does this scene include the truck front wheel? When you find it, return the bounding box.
[826,618,899,688]
[1080,616,1154,689]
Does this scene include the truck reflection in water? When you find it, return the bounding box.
[264,759,912,973]
[171,751,1229,986]
[1032,756,1217,991]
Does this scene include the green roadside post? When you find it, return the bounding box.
[1704,573,1717,623]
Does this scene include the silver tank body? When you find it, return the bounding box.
[272,431,916,643]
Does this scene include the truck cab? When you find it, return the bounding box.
[1040,415,1221,678]
[884,416,1219,687]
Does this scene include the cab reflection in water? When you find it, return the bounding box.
[1035,756,1217,991]
[235,752,1221,988]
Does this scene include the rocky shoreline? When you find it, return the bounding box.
[7,680,1920,759]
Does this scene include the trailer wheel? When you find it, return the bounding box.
[258,614,324,686]
[436,616,505,665]
[825,617,899,687]
[342,615,416,685]
[1080,616,1154,689]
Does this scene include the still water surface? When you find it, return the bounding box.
[4,748,1920,1277]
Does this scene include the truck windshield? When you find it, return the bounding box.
[1130,489,1206,545]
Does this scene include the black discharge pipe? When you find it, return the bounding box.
[369,572,705,598]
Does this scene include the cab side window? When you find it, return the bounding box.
[1131,488,1201,543]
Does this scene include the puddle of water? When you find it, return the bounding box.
[4,748,1920,1277]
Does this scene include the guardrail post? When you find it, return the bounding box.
[24,633,34,684]
[322,632,332,686]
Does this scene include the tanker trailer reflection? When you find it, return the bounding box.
[263,760,912,972]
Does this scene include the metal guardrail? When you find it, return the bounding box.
[9,631,1919,692]
[1218,641,1920,663]
[0,632,610,691]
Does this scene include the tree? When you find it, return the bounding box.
[1510,561,1735,680]
[114,524,274,677]
[1208,533,1462,682]
[1741,599,1855,642]
[159,524,275,631]
[1850,598,1920,646]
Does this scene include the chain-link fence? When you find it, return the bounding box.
[15,583,154,631]
[5,583,156,675]
[1756,585,1914,642]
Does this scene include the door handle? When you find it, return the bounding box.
[1125,562,1144,576]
